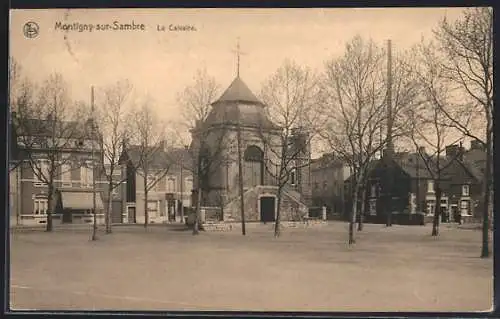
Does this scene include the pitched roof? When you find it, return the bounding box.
[464,148,486,162]
[344,159,380,184]
[13,116,99,140]
[201,100,280,131]
[122,145,193,171]
[461,159,484,181]
[212,76,262,105]
[311,153,343,171]
[394,153,434,179]
[444,158,483,183]
[194,76,280,131]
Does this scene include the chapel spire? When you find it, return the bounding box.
[233,37,245,78]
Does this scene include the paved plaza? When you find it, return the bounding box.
[9,222,493,312]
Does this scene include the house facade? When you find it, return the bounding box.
[10,112,106,226]
[119,146,193,224]
[101,163,126,224]
[190,75,312,223]
[310,153,351,218]
[343,144,482,224]
[463,140,490,219]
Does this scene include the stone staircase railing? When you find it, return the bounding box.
[282,186,309,217]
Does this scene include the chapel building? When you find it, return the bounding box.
[190,75,312,222]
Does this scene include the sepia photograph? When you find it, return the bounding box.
[8,7,493,313]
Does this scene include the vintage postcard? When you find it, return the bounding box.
[8,8,493,313]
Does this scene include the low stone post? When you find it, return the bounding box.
[200,208,206,224]
[322,206,327,221]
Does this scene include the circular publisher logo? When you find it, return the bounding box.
[23,21,39,39]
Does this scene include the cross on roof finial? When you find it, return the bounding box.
[233,37,245,78]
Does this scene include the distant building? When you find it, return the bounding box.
[462,140,490,219]
[119,145,193,224]
[310,153,351,218]
[101,162,126,224]
[343,144,483,224]
[10,112,106,226]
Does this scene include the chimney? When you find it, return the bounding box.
[458,141,464,161]
[470,140,483,151]
[445,144,459,159]
[418,146,426,155]
[158,140,165,151]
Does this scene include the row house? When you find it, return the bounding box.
[441,144,484,221]
[463,140,490,219]
[119,145,193,224]
[10,112,106,226]
[102,162,125,224]
[344,144,482,224]
[310,153,351,218]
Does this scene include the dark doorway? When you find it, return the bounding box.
[441,206,449,223]
[127,206,136,223]
[62,209,73,223]
[111,201,123,223]
[452,206,459,224]
[260,196,276,222]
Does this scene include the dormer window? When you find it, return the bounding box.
[462,184,470,196]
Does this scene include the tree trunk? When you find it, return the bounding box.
[481,131,492,258]
[357,184,366,231]
[432,185,442,236]
[192,188,202,235]
[237,123,246,235]
[106,187,113,234]
[349,185,358,245]
[385,165,393,227]
[180,198,185,224]
[91,207,98,240]
[274,188,283,238]
[46,184,54,232]
[219,194,224,222]
[144,174,149,230]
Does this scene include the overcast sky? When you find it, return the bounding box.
[10,8,470,154]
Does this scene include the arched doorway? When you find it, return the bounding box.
[243,145,264,187]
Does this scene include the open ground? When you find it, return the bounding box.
[9,222,493,312]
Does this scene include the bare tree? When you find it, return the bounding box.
[433,7,493,257]
[188,122,231,235]
[177,68,221,130]
[259,59,323,238]
[93,80,133,234]
[13,73,87,232]
[175,69,226,235]
[320,36,417,244]
[9,57,22,109]
[130,99,175,230]
[408,40,467,237]
[9,58,26,172]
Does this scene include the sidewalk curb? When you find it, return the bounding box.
[9,222,188,233]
